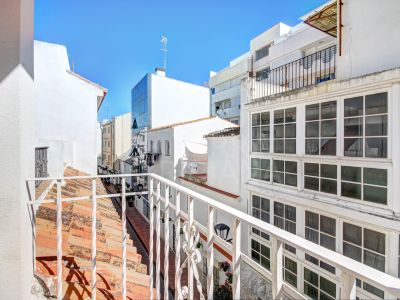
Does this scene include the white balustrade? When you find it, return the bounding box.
[27,173,400,300]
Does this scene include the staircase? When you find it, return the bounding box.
[33,167,151,299]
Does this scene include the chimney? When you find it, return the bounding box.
[155,67,166,77]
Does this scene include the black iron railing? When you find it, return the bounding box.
[250,45,336,101]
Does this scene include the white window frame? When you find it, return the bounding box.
[251,111,270,153]
[273,107,297,154]
[303,162,338,196]
[272,159,298,188]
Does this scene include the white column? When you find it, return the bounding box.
[121,178,127,300]
[0,0,34,298]
[91,179,97,300]
[174,191,181,300]
[232,218,241,300]
[164,185,170,300]
[149,177,154,300]
[340,271,356,300]
[206,206,215,300]
[271,237,283,299]
[56,180,63,300]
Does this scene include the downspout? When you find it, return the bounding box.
[339,0,343,56]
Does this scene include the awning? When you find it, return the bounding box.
[303,0,338,37]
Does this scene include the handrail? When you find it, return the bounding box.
[27,173,400,298]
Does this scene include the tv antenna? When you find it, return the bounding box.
[161,35,168,71]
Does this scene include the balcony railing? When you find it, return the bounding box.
[27,173,400,300]
[249,45,337,102]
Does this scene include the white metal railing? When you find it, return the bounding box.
[27,173,400,300]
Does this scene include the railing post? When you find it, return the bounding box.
[340,271,356,300]
[207,206,215,300]
[149,176,154,300]
[271,237,283,300]
[91,179,97,300]
[232,218,241,300]
[164,184,170,300]
[156,180,161,300]
[174,190,181,300]
[121,177,127,300]
[187,196,194,299]
[56,179,63,300]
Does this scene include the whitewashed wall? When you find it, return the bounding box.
[337,0,400,80]
[34,41,104,176]
[113,112,132,163]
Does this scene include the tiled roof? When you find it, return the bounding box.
[146,116,217,132]
[204,126,240,138]
[34,166,151,299]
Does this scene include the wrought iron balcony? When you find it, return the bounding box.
[27,172,400,300]
[249,45,337,102]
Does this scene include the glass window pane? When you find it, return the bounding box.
[252,208,260,219]
[341,182,361,199]
[251,158,261,168]
[261,211,270,223]
[260,159,270,170]
[320,139,336,155]
[261,255,270,270]
[321,101,337,119]
[285,161,297,173]
[274,124,284,138]
[321,164,337,179]
[251,239,260,251]
[365,92,387,115]
[344,138,363,157]
[273,160,284,172]
[285,107,296,122]
[320,261,336,274]
[364,228,385,254]
[320,234,336,250]
[251,250,260,263]
[260,170,270,182]
[252,141,260,152]
[344,117,363,136]
[285,257,297,273]
[305,176,319,191]
[364,186,387,205]
[343,223,362,245]
[251,169,261,180]
[261,125,270,139]
[341,166,362,182]
[274,202,284,217]
[363,282,385,299]
[274,216,284,229]
[304,268,318,286]
[260,198,270,212]
[363,168,387,186]
[305,211,319,229]
[344,96,363,117]
[365,115,387,136]
[306,104,319,121]
[274,110,284,124]
[305,163,319,176]
[320,215,336,236]
[285,220,296,234]
[306,139,319,155]
[260,140,270,152]
[285,205,296,221]
[364,250,385,271]
[260,112,270,124]
[252,127,260,139]
[273,172,284,184]
[285,270,297,287]
[285,140,296,154]
[305,228,319,243]
[321,179,337,194]
[304,282,318,300]
[305,254,319,265]
[285,124,296,138]
[321,120,336,137]
[252,113,260,126]
[285,174,297,187]
[274,140,284,153]
[343,242,362,262]
[365,138,387,158]
[252,195,260,208]
[320,277,336,297]
[306,122,319,137]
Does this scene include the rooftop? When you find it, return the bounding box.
[204,126,240,138]
[147,116,235,132]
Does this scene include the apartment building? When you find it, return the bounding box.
[100,112,132,170]
[241,1,400,299]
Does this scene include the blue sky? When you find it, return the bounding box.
[34,0,327,121]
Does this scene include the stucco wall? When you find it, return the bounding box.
[34,41,102,176]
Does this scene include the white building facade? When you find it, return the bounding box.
[241,1,400,299]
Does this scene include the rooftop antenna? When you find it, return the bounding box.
[161,35,168,71]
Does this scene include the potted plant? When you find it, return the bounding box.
[213,282,232,300]
[220,261,230,272]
